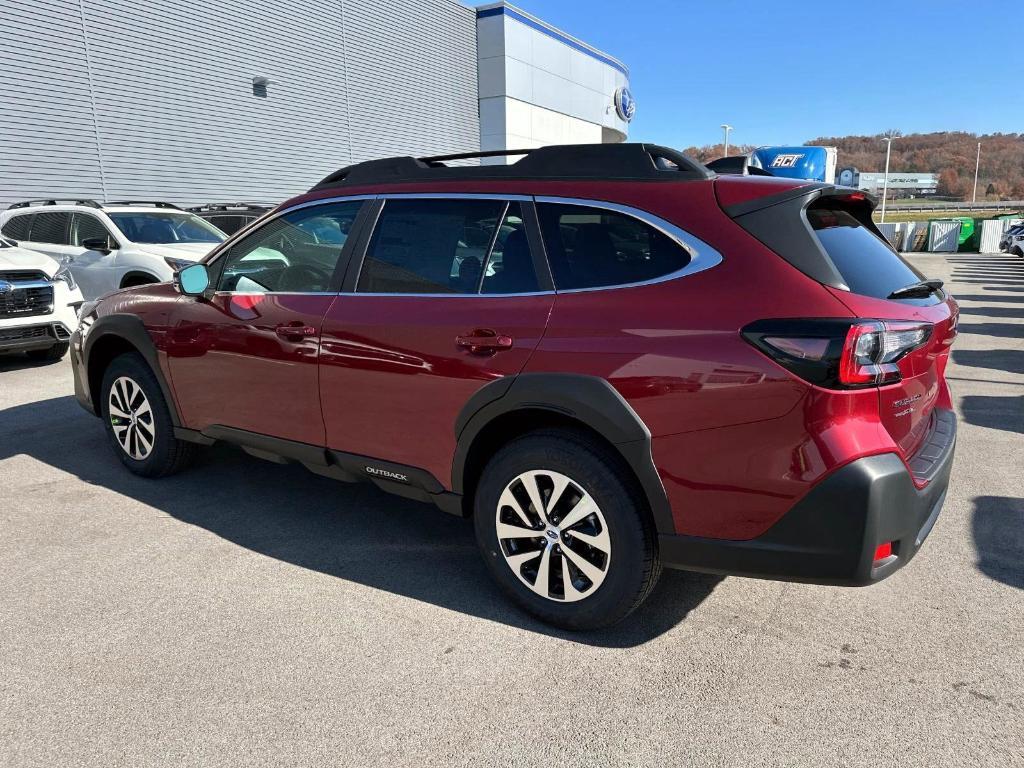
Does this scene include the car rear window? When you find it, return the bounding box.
[806,203,925,301]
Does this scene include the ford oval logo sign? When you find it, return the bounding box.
[614,87,636,123]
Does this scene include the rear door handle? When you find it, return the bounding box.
[455,330,514,355]
[275,322,318,339]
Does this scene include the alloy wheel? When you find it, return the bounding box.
[495,470,611,602]
[108,376,155,461]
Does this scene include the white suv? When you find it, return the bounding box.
[0,236,83,361]
[0,200,228,300]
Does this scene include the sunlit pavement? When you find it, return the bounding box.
[1,252,1021,767]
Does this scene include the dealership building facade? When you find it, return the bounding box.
[0,0,631,209]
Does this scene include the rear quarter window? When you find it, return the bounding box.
[806,203,929,302]
[1,213,33,241]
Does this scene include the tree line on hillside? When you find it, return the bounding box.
[681,132,1024,200]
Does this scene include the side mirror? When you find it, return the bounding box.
[81,236,115,254]
[175,263,211,296]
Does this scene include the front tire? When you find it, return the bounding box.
[474,430,660,630]
[100,352,196,477]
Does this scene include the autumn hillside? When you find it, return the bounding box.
[682,132,1024,199]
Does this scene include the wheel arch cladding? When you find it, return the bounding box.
[453,373,676,534]
[85,314,180,426]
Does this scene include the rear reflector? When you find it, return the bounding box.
[874,542,893,561]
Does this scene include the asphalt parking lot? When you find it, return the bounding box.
[1,252,1021,767]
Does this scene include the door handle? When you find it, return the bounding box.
[275,322,317,340]
[455,330,514,355]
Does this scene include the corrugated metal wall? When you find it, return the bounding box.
[0,0,480,209]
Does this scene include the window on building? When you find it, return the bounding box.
[536,203,690,290]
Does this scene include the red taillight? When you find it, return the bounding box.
[838,321,932,387]
[874,542,893,561]
[743,318,933,390]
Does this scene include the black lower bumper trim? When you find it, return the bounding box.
[660,411,956,586]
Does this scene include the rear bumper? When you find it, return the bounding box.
[659,409,956,585]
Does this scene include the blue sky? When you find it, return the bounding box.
[469,0,1022,148]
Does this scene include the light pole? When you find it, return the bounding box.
[720,124,733,158]
[880,136,895,223]
[972,141,981,204]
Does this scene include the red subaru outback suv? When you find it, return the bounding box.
[70,144,958,629]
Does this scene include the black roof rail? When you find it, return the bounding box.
[312,143,713,190]
[8,198,102,210]
[104,200,182,210]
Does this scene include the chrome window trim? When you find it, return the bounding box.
[211,291,340,297]
[534,195,724,293]
[216,192,723,298]
[337,290,556,298]
[377,192,533,202]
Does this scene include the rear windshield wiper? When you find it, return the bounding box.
[887,279,944,300]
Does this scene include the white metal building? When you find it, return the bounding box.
[0,1,630,208]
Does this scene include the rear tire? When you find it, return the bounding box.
[100,352,196,477]
[474,429,661,630]
[26,341,69,362]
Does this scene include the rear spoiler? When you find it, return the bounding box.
[721,184,876,218]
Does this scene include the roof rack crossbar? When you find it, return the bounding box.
[104,200,182,210]
[312,143,713,190]
[8,198,102,209]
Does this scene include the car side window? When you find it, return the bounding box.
[215,201,363,293]
[1,213,33,241]
[480,203,539,295]
[27,212,72,245]
[71,213,115,246]
[357,198,518,294]
[536,203,691,290]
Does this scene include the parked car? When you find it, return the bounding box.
[0,200,227,299]
[999,224,1024,255]
[0,235,83,361]
[69,144,959,629]
[187,202,274,236]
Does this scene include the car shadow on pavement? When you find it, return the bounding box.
[972,496,1024,590]
[952,349,1024,375]
[0,395,721,647]
[956,322,1024,340]
[0,354,66,372]
[950,293,1024,304]
[956,306,1024,319]
[960,395,1024,435]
